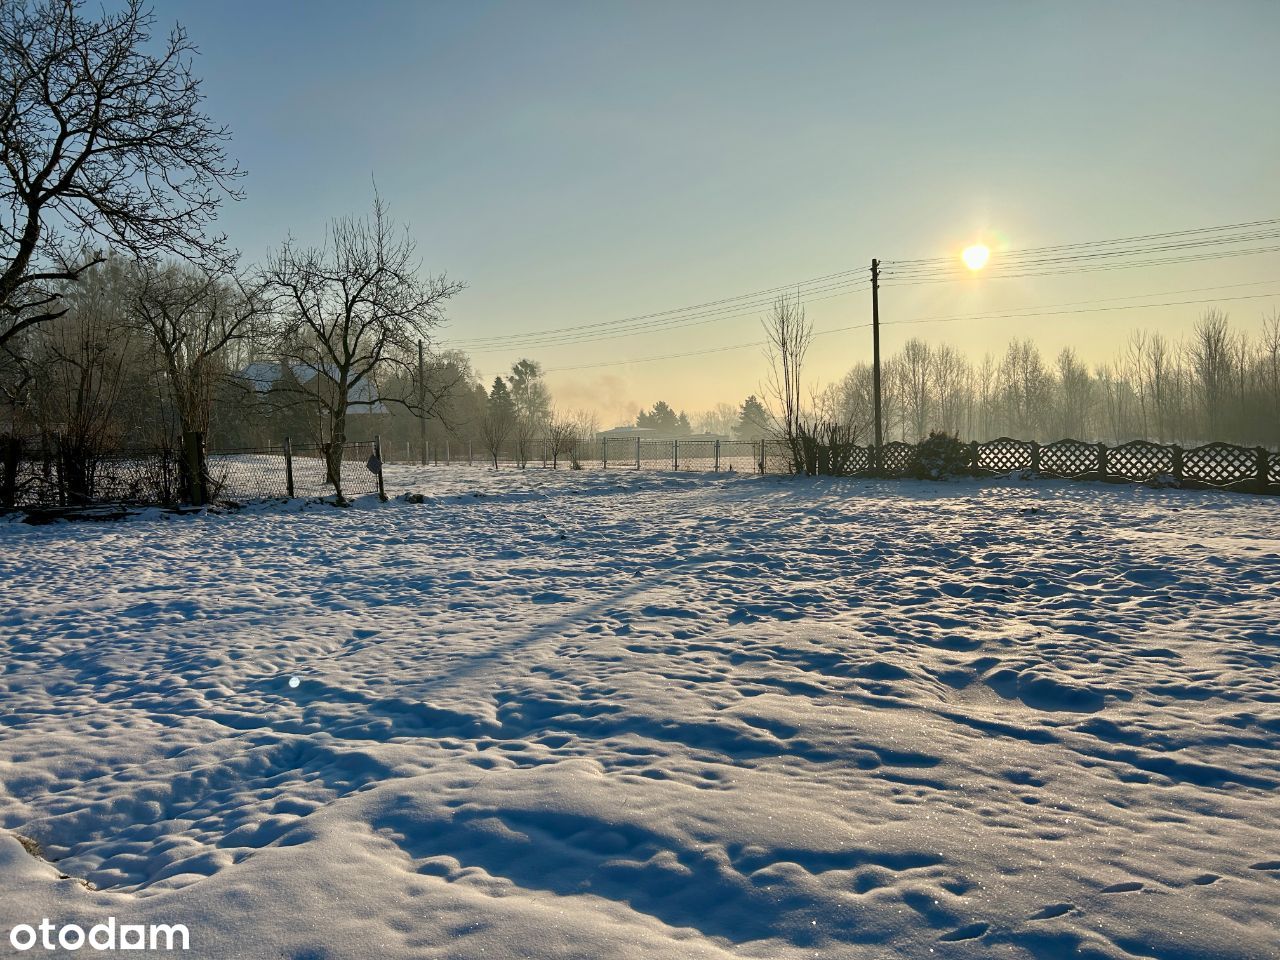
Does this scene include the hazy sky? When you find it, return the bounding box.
[167,0,1280,427]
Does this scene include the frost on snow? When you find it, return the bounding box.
[1,468,1278,959]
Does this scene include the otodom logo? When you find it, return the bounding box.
[9,918,189,951]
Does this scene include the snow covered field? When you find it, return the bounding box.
[2,468,1278,959]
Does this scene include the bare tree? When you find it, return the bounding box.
[130,263,266,442]
[974,352,997,439]
[761,293,811,470]
[0,0,241,352]
[1259,312,1280,447]
[930,344,970,437]
[998,339,1049,438]
[26,259,137,500]
[815,364,873,444]
[1053,347,1093,439]
[692,402,739,436]
[480,376,515,469]
[896,338,932,441]
[1187,310,1235,440]
[546,408,578,469]
[264,194,463,498]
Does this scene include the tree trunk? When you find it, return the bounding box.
[328,406,348,501]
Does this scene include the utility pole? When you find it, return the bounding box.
[417,340,427,466]
[871,258,883,472]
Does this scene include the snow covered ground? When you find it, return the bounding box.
[2,468,1278,959]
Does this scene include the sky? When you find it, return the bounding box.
[162,0,1280,427]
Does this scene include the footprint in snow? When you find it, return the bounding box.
[1029,903,1073,920]
[1100,881,1144,893]
[938,922,989,942]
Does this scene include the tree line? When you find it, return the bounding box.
[818,311,1280,446]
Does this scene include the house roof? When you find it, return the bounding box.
[239,362,387,413]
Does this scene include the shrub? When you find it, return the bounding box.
[915,430,969,479]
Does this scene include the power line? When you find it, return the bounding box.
[884,216,1280,268]
[457,277,870,354]
[882,244,1280,284]
[443,266,867,347]
[883,290,1280,329]
[542,284,1280,374]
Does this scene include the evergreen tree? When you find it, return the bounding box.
[737,395,769,440]
[488,376,515,417]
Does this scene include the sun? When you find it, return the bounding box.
[961,244,991,271]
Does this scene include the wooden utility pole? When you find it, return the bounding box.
[871,258,883,472]
[417,340,427,466]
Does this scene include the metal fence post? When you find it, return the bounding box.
[374,435,386,500]
[635,436,641,470]
[602,438,608,470]
[673,439,679,471]
[714,439,720,472]
[468,441,473,466]
[445,439,450,465]
[283,437,295,498]
[183,431,207,506]
[758,439,765,474]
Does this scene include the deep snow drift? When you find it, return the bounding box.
[1,468,1278,959]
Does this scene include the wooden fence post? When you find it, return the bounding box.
[283,437,295,498]
[1097,442,1109,481]
[1256,447,1269,490]
[1030,440,1040,473]
[1171,444,1183,484]
[968,441,979,477]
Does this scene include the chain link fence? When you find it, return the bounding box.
[2,434,385,512]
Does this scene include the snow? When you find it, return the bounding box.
[2,468,1278,959]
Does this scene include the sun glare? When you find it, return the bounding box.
[961,244,990,271]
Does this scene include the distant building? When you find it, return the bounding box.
[597,426,733,442]
[598,426,659,439]
[239,362,388,414]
